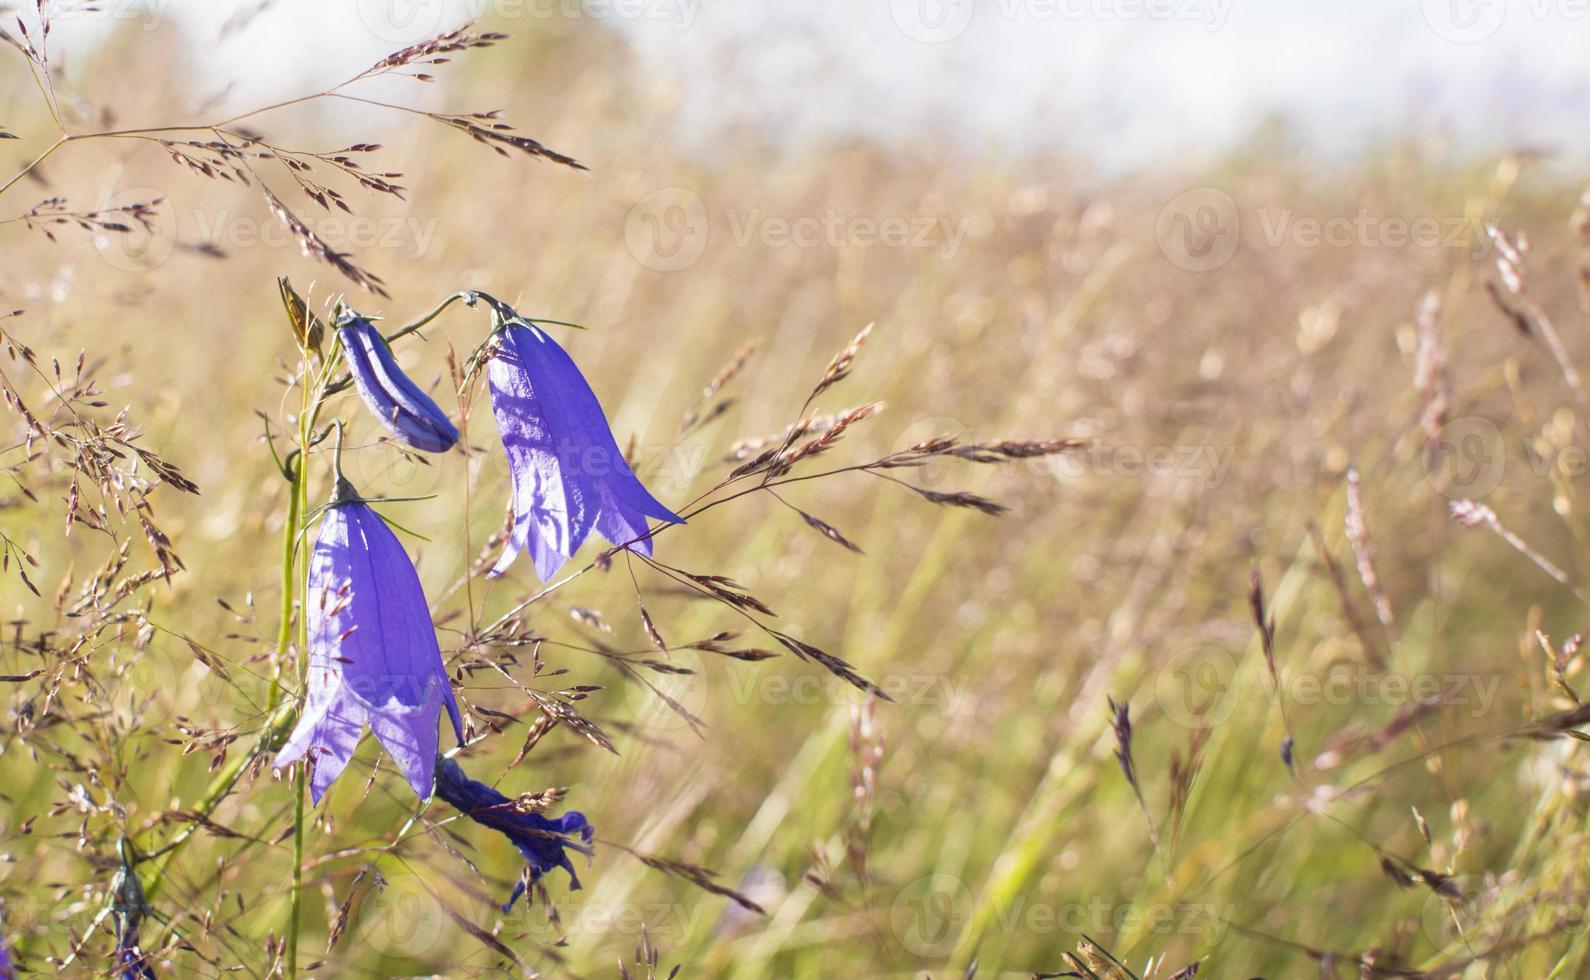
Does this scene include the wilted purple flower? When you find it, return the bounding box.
[276,487,464,803]
[339,311,459,453]
[116,922,155,980]
[0,930,13,980]
[111,844,154,979]
[486,315,681,579]
[435,757,593,911]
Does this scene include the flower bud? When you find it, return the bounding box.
[339,313,459,453]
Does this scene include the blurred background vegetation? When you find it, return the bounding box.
[3,4,1590,977]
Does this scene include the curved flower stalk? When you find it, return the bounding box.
[337,306,459,453]
[434,758,593,911]
[275,467,464,803]
[484,302,682,579]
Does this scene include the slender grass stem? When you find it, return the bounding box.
[0,135,64,198]
[287,763,307,979]
[141,701,296,899]
[266,455,306,710]
[143,336,324,915]
[283,341,318,980]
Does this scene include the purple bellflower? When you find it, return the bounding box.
[484,305,681,580]
[275,470,464,804]
[338,308,459,454]
[434,757,593,911]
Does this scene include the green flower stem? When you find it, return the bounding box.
[143,357,318,903]
[283,347,321,980]
[265,432,308,711]
[142,699,297,899]
[381,289,479,343]
[138,295,462,951]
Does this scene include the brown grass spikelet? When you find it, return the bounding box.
[807,322,873,406]
[1345,465,1397,643]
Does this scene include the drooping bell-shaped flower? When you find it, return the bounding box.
[434,758,593,911]
[485,308,681,580]
[275,470,464,803]
[338,308,459,453]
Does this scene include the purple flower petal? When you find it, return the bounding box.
[340,316,459,454]
[434,758,594,909]
[487,322,681,580]
[276,693,367,805]
[117,920,156,979]
[275,501,463,803]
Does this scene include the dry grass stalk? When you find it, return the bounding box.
[1345,466,1398,645]
[1414,289,1451,446]
[845,699,883,890]
[1,20,581,295]
[1449,499,1590,602]
[1105,696,1165,871]
[1306,522,1389,670]
[1248,567,1299,772]
[1486,223,1588,411]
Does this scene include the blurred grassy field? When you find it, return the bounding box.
[4,14,1590,979]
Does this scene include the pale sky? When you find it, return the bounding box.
[24,0,1590,173]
